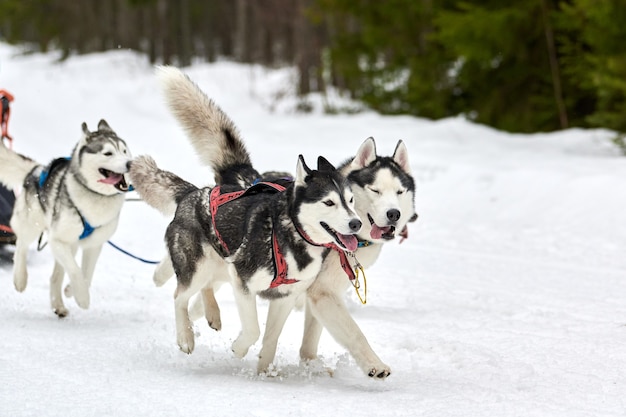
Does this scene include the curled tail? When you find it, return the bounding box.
[129,155,197,216]
[156,66,259,187]
[0,144,38,189]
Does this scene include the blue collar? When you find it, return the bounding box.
[357,239,373,248]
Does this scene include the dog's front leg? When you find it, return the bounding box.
[230,276,260,358]
[300,301,324,361]
[307,287,391,379]
[50,241,90,309]
[257,296,297,374]
[81,244,103,290]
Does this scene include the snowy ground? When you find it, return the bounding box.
[1,43,625,417]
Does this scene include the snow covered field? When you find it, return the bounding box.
[1,43,625,417]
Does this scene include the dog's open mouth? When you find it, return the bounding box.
[320,222,358,252]
[98,168,131,192]
[368,213,396,240]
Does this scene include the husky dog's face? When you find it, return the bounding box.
[73,119,133,196]
[293,155,362,252]
[346,137,417,243]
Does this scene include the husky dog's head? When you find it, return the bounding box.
[344,137,417,244]
[72,119,133,196]
[292,155,362,252]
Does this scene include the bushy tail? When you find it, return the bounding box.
[0,144,38,189]
[156,66,258,187]
[129,155,197,216]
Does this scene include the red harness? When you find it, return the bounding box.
[209,182,356,289]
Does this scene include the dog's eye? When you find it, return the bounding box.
[323,200,335,207]
[369,188,380,194]
[349,196,354,203]
[104,152,113,157]
[397,189,405,195]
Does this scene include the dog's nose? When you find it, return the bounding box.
[387,209,401,222]
[126,161,132,170]
[349,219,362,232]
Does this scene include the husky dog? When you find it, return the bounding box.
[130,152,362,358]
[0,120,132,316]
[147,67,417,378]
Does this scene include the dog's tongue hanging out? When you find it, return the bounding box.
[337,233,358,252]
[370,223,393,240]
[98,173,123,184]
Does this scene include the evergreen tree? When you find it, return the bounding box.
[558,0,626,132]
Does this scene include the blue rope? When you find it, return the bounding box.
[107,240,160,265]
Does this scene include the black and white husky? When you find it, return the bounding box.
[130,151,362,358]
[142,67,417,379]
[0,120,132,316]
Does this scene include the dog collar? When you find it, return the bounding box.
[295,226,357,282]
[357,239,373,247]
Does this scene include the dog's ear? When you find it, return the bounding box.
[97,119,112,132]
[81,122,90,136]
[317,156,336,172]
[295,155,311,187]
[392,140,411,174]
[351,137,377,169]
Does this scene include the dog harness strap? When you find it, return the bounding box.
[79,217,95,240]
[209,186,245,254]
[38,157,72,188]
[269,229,298,288]
[295,226,356,281]
[36,156,96,240]
[209,181,288,256]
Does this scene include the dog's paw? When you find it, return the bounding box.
[231,337,252,359]
[64,284,73,298]
[72,288,90,309]
[177,328,195,354]
[54,306,69,318]
[367,366,391,379]
[13,274,27,292]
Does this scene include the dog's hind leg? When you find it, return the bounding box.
[49,261,68,317]
[200,287,221,331]
[257,297,297,374]
[299,301,324,361]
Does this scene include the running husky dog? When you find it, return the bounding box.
[0,120,132,316]
[130,152,362,358]
[142,67,417,379]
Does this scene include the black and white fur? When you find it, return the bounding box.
[146,67,416,378]
[0,120,132,316]
[130,152,361,357]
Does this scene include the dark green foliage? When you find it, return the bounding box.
[1,0,626,137]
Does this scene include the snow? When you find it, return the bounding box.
[1,43,626,417]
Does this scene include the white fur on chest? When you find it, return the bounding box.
[242,246,327,296]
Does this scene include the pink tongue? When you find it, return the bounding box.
[98,173,123,185]
[337,233,358,252]
[370,224,391,240]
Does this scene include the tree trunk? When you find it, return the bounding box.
[540,0,569,129]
